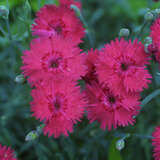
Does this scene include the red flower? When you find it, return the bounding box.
[21,36,86,86]
[32,4,85,44]
[152,126,160,160]
[59,0,82,9]
[31,79,86,138]
[0,144,17,160]
[85,81,140,130]
[150,18,160,62]
[96,38,151,95]
[82,48,99,84]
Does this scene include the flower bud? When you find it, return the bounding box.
[0,6,9,19]
[155,9,160,15]
[144,12,154,21]
[116,139,125,151]
[144,37,152,45]
[144,44,149,53]
[119,28,130,37]
[25,130,39,141]
[15,74,25,84]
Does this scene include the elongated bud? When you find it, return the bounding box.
[0,6,9,19]
[119,28,130,37]
[144,12,154,21]
[116,139,125,151]
[25,130,39,141]
[15,74,25,84]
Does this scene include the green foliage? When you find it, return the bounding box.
[0,0,160,159]
[109,138,122,160]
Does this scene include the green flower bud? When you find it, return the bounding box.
[15,74,25,84]
[119,28,130,37]
[144,36,152,45]
[144,12,154,21]
[144,43,149,53]
[25,130,39,141]
[155,8,160,15]
[0,6,9,19]
[116,139,125,151]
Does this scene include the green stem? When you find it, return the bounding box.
[38,0,41,9]
[141,89,160,108]
[6,0,12,40]
[71,5,94,48]
[133,134,153,139]
[133,89,160,119]
[6,19,12,40]
[0,25,7,36]
[115,132,153,139]
[147,0,153,8]
[136,21,147,40]
[78,14,94,48]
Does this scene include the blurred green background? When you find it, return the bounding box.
[1,0,160,159]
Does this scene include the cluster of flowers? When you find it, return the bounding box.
[20,0,160,159]
[22,0,86,138]
[84,39,151,130]
[21,0,152,138]
[0,0,159,159]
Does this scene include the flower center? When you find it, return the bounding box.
[47,93,67,114]
[49,59,59,68]
[108,95,116,104]
[53,98,61,110]
[120,63,128,71]
[48,22,63,35]
[54,26,62,34]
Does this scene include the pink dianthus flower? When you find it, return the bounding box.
[0,144,17,160]
[85,81,140,130]
[21,36,86,86]
[96,38,151,95]
[152,126,160,160]
[31,79,86,138]
[32,4,85,44]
